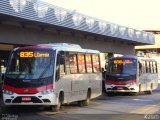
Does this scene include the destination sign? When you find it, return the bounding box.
[20,52,49,58]
[114,59,133,64]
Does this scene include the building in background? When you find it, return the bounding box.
[135,31,160,79]
[135,31,160,57]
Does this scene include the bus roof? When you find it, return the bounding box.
[110,55,138,60]
[16,43,100,54]
[110,55,157,61]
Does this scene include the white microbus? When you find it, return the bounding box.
[105,56,158,95]
[2,43,102,111]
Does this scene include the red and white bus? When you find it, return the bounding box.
[105,56,158,95]
[2,43,102,111]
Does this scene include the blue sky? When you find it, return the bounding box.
[41,0,160,30]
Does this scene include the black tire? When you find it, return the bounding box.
[82,90,91,106]
[129,92,138,96]
[149,84,153,95]
[145,84,153,95]
[145,90,152,95]
[51,93,63,112]
[77,101,83,107]
[51,100,61,112]
[148,90,152,94]
[106,92,114,96]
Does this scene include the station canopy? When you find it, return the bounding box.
[0,0,155,45]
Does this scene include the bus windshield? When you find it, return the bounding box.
[6,49,55,80]
[108,58,137,75]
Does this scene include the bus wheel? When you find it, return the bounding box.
[106,92,114,96]
[51,93,63,112]
[145,84,153,95]
[149,84,153,95]
[82,90,91,106]
[148,90,152,94]
[78,101,83,107]
[51,100,61,112]
[145,90,152,95]
[129,92,138,96]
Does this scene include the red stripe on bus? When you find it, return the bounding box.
[3,84,54,94]
[105,79,136,85]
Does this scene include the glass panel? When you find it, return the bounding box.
[109,58,137,75]
[85,54,93,73]
[77,54,86,73]
[6,49,55,79]
[92,54,100,72]
[69,54,78,74]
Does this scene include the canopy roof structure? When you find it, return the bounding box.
[0,0,155,45]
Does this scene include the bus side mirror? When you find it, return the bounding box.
[59,51,65,57]
[4,61,7,67]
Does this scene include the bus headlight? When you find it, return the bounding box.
[40,89,54,95]
[3,89,14,95]
[106,82,112,85]
[129,83,135,86]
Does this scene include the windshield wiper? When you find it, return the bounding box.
[38,57,53,79]
[14,71,25,79]
[121,72,135,76]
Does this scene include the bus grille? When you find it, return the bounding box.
[112,86,129,90]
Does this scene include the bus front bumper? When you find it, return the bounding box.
[105,84,139,93]
[3,92,58,106]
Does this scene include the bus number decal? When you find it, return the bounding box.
[20,52,33,58]
[20,52,49,58]
[114,60,133,64]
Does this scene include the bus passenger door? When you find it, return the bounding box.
[68,53,79,101]
[55,51,72,102]
[138,61,146,91]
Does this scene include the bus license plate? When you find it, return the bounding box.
[22,97,31,101]
[117,87,123,90]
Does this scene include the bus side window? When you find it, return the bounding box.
[155,62,158,73]
[144,61,146,73]
[77,53,86,73]
[138,61,142,75]
[85,54,93,73]
[59,52,65,76]
[149,61,152,73]
[92,54,100,72]
[145,61,149,73]
[152,61,155,73]
[142,61,145,74]
[69,53,78,74]
[56,51,66,81]
[151,61,153,73]
[65,52,70,74]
